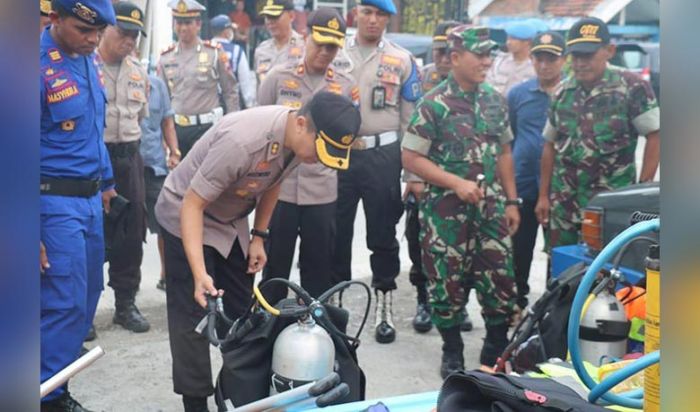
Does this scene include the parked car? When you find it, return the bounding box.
[610,41,660,102]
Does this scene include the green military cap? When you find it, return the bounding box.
[167,0,205,19]
[447,24,499,54]
[432,20,461,49]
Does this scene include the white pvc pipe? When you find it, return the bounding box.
[40,346,105,398]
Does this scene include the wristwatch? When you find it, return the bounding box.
[505,198,523,207]
[250,228,270,239]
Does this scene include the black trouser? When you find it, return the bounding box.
[144,167,166,235]
[405,195,426,289]
[332,141,403,291]
[175,123,212,159]
[262,200,336,304]
[512,198,539,309]
[162,230,253,397]
[106,143,146,293]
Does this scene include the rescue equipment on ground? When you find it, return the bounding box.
[197,278,371,411]
[567,214,660,409]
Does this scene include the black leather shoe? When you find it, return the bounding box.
[374,289,396,344]
[412,303,433,333]
[113,302,150,333]
[84,325,96,342]
[440,351,465,379]
[182,395,209,412]
[460,308,473,332]
[41,392,93,412]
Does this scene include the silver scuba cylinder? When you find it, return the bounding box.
[578,290,630,366]
[270,316,335,395]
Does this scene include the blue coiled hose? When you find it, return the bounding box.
[566,219,660,409]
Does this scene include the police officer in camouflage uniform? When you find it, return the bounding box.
[96,0,151,333]
[330,0,422,345]
[157,0,239,158]
[535,17,660,250]
[402,25,520,377]
[258,8,359,303]
[254,0,305,87]
[409,20,474,334]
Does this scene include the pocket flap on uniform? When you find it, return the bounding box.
[41,254,76,310]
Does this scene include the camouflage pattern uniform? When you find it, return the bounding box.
[543,65,659,248]
[404,70,518,331]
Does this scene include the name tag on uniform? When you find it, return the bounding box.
[372,86,386,109]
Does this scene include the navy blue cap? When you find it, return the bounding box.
[54,0,116,25]
[566,17,610,54]
[210,14,232,34]
[505,20,537,40]
[359,0,397,15]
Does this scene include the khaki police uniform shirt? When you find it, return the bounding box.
[101,55,149,143]
[155,106,300,257]
[258,63,359,205]
[420,63,445,94]
[485,52,535,96]
[254,31,304,87]
[334,36,417,137]
[157,39,239,116]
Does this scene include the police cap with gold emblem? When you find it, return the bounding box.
[307,8,347,47]
[310,92,361,171]
[53,0,116,25]
[447,24,499,54]
[432,20,460,49]
[530,31,565,56]
[566,17,610,54]
[260,0,294,17]
[40,0,52,16]
[114,1,147,36]
[359,0,397,15]
[167,0,205,20]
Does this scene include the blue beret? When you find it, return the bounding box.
[359,0,397,15]
[54,0,116,25]
[505,21,537,40]
[525,18,549,34]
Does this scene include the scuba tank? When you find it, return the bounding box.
[579,289,630,366]
[270,316,335,395]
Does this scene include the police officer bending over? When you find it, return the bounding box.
[97,0,151,333]
[154,93,360,412]
[402,25,520,377]
[158,0,239,158]
[40,0,117,410]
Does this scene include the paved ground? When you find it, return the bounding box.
[71,200,548,412]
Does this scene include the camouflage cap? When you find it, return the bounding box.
[447,24,498,54]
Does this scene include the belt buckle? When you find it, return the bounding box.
[175,115,190,126]
[352,139,367,150]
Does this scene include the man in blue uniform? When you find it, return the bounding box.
[210,14,257,109]
[40,1,117,410]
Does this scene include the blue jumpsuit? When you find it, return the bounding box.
[40,27,114,401]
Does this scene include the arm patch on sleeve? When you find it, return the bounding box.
[401,59,422,102]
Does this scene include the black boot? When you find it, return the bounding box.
[438,325,464,379]
[412,286,432,333]
[374,289,396,343]
[460,307,473,332]
[84,324,96,342]
[480,323,510,368]
[182,395,209,412]
[41,391,93,412]
[113,289,150,333]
